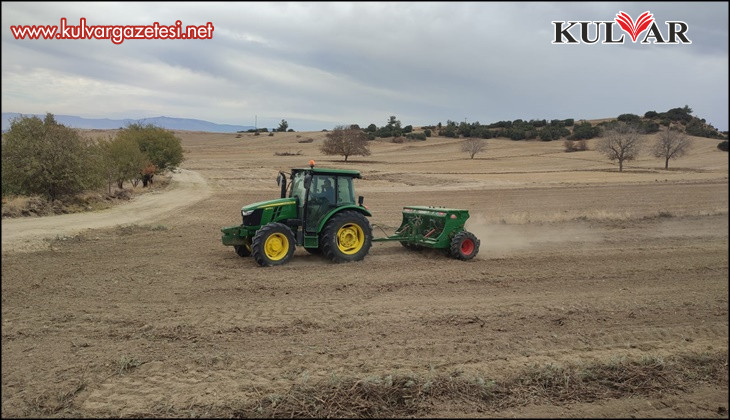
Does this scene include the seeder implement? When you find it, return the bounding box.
[372,206,480,260]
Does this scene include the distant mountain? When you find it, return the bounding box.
[1,113,255,133]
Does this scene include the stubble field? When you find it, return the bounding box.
[2,129,728,418]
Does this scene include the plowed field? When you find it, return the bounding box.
[2,130,728,418]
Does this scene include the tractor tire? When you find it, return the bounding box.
[234,238,252,257]
[321,211,372,263]
[251,223,296,267]
[449,231,480,260]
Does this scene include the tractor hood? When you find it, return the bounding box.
[241,197,297,213]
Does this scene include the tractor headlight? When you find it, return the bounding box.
[241,209,254,217]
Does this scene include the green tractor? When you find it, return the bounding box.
[221,162,481,266]
[221,162,373,266]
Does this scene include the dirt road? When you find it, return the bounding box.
[1,169,211,253]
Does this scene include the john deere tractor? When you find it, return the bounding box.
[222,161,481,267]
[221,162,373,266]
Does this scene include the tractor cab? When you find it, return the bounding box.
[286,167,362,233]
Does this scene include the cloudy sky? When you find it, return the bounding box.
[2,2,728,131]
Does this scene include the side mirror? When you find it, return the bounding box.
[276,173,284,186]
[358,196,364,206]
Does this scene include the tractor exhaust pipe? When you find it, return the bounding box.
[277,172,287,199]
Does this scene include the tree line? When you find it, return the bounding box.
[2,113,184,201]
[319,111,719,171]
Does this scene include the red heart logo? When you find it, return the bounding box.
[615,11,654,42]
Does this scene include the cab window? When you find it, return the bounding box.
[336,177,355,205]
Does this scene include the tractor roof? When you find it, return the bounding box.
[292,167,362,178]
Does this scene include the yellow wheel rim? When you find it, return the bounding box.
[337,223,365,255]
[264,233,289,261]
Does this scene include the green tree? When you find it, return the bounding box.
[116,124,184,172]
[617,113,641,124]
[277,119,289,132]
[100,135,149,191]
[569,121,601,140]
[320,125,371,162]
[1,113,103,201]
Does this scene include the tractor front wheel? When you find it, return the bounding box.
[251,223,296,267]
[321,211,372,263]
[449,231,480,260]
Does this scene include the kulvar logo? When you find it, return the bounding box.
[552,10,691,44]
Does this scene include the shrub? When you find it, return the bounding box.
[718,140,729,152]
[440,125,459,138]
[1,113,104,201]
[510,130,526,140]
[617,113,641,124]
[686,119,723,138]
[116,123,184,172]
[638,120,660,134]
[663,106,693,123]
[564,139,576,152]
[274,150,302,156]
[569,122,601,140]
[540,126,570,141]
[406,132,427,141]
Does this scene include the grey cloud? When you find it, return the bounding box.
[2,2,727,131]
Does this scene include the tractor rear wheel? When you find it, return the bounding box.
[321,211,372,263]
[234,238,252,257]
[449,231,480,260]
[251,223,296,266]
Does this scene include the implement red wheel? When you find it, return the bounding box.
[449,231,480,260]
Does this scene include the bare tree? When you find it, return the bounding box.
[319,125,370,162]
[461,138,486,159]
[652,129,692,169]
[595,123,644,172]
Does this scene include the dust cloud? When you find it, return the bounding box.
[466,214,599,257]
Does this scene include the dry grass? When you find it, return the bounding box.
[2,175,172,219]
[137,351,727,418]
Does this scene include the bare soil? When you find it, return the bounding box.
[1,130,728,418]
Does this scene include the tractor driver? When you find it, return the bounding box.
[319,179,335,203]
